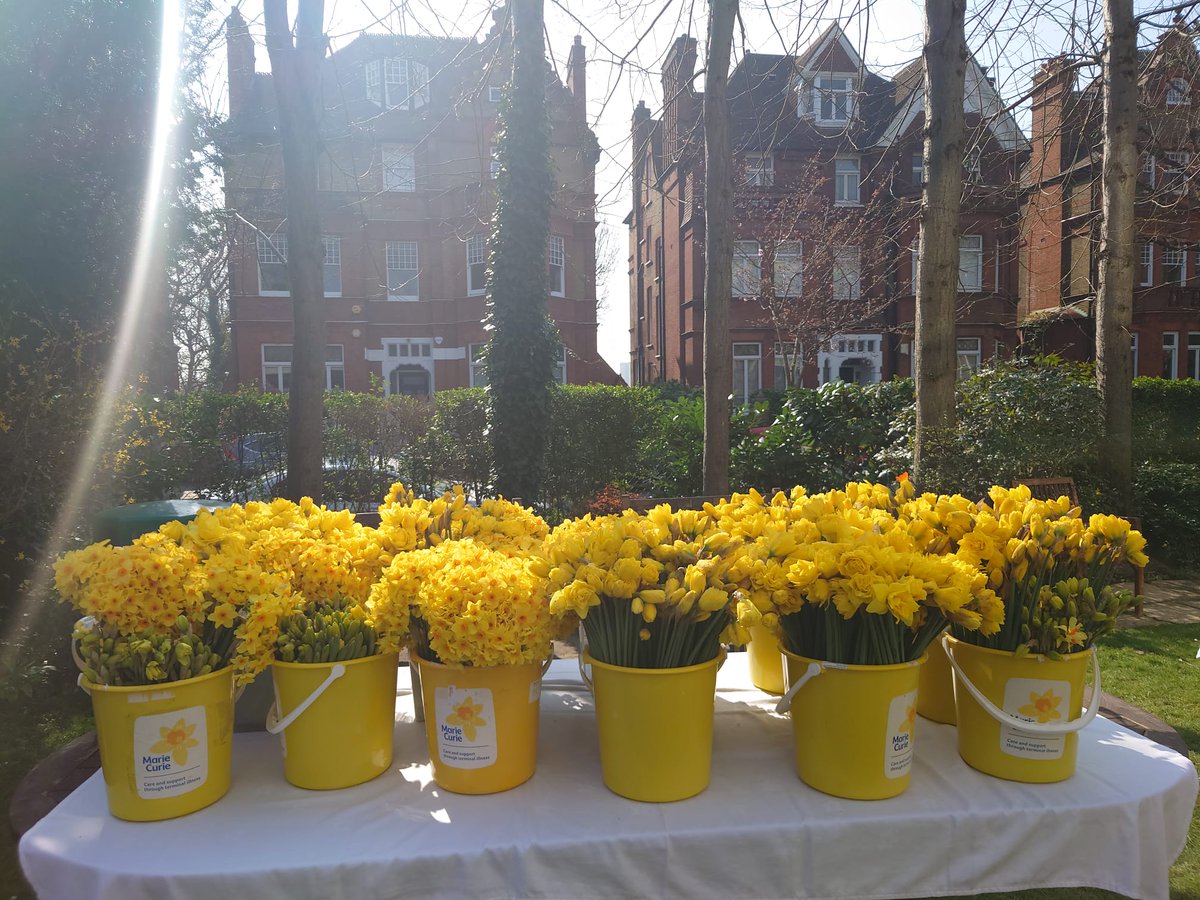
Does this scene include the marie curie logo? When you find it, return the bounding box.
[434,686,497,769]
[133,706,208,799]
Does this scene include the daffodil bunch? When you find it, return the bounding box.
[538,506,744,669]
[951,487,1145,656]
[370,539,557,667]
[376,483,548,559]
[276,597,379,663]
[54,531,293,686]
[707,483,1002,666]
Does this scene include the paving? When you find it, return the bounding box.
[1119,579,1200,627]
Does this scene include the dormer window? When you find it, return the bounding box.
[813,76,854,125]
[1167,78,1190,107]
[365,57,430,110]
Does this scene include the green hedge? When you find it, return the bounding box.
[1133,378,1200,464]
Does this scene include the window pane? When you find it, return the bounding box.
[327,366,345,391]
[323,236,341,295]
[263,345,292,363]
[732,241,761,295]
[387,241,419,298]
[958,235,983,291]
[774,242,803,297]
[325,345,344,363]
[383,146,415,192]
[832,247,860,300]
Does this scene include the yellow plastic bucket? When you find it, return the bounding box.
[267,652,397,790]
[583,649,722,802]
[417,656,544,795]
[779,648,924,800]
[85,666,234,821]
[944,635,1098,783]
[747,625,785,695]
[917,635,957,724]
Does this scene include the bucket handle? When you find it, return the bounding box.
[941,635,1101,736]
[774,661,826,714]
[266,663,346,735]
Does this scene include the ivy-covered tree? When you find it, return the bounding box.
[484,0,557,503]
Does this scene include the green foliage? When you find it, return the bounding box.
[1133,377,1200,464]
[484,4,556,502]
[734,380,914,493]
[634,395,707,496]
[1133,461,1200,570]
[410,389,492,499]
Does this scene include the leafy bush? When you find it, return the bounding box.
[1133,378,1200,464]
[734,380,913,493]
[1133,461,1200,569]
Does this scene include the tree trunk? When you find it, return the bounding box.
[913,0,966,490]
[702,0,737,497]
[485,0,555,504]
[1097,0,1137,512]
[264,0,325,503]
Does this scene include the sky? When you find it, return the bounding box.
[222,0,1127,372]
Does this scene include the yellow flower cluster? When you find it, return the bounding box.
[372,539,556,667]
[537,506,742,667]
[376,483,548,558]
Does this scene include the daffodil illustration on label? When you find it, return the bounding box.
[1000,677,1069,759]
[435,686,497,769]
[885,690,918,779]
[132,705,208,799]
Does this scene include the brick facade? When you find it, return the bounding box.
[223,11,618,396]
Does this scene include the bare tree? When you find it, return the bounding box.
[702,0,737,496]
[1096,0,1138,510]
[264,0,325,502]
[914,0,967,489]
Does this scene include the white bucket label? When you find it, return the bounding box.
[999,677,1070,759]
[885,690,918,779]
[132,705,208,799]
[434,685,497,769]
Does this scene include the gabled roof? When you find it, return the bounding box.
[795,23,866,75]
[872,55,1028,151]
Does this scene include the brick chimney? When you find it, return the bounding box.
[567,36,586,119]
[226,8,255,121]
[661,35,697,164]
[1029,57,1073,183]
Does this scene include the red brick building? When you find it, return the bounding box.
[629,25,1028,395]
[1020,23,1200,378]
[223,10,617,396]
[630,23,1200,395]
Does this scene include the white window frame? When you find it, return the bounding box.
[261,344,344,392]
[1163,332,1180,379]
[745,152,774,187]
[911,239,920,292]
[813,75,854,125]
[1142,153,1157,187]
[554,343,567,385]
[834,156,861,205]
[383,145,416,192]
[956,337,982,379]
[1140,243,1155,286]
[383,339,434,397]
[367,58,430,110]
[773,241,803,298]
[488,85,504,103]
[911,152,924,188]
[469,343,489,387]
[732,240,761,297]
[964,148,982,182]
[467,235,487,295]
[256,233,289,296]
[1163,246,1187,285]
[1131,333,1140,377]
[1165,151,1190,195]
[386,241,420,300]
[548,235,565,296]
[732,342,762,406]
[773,341,802,388]
[323,236,342,297]
[1167,78,1190,107]
[832,246,861,301]
[1188,332,1200,380]
[958,235,984,292]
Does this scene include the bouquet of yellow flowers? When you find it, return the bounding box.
[376,483,548,558]
[55,531,293,687]
[948,487,1146,657]
[537,506,744,668]
[370,539,557,667]
[713,483,1003,665]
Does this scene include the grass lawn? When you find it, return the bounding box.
[1,623,1196,900]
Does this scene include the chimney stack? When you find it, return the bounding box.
[226,8,255,121]
[1029,57,1074,182]
[567,36,587,119]
[661,36,698,164]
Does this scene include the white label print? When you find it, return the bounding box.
[434,685,497,769]
[132,705,208,799]
[999,677,1070,759]
[885,690,918,779]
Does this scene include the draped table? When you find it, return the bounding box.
[19,657,1197,900]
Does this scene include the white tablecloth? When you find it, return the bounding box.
[19,657,1198,900]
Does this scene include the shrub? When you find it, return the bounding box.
[1133,461,1200,570]
[1133,378,1200,464]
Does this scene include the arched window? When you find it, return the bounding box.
[389,365,431,398]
